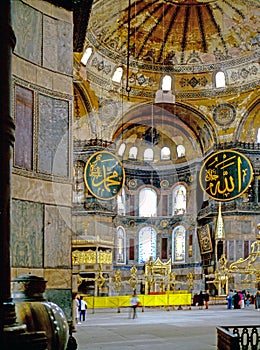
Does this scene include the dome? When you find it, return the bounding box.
[78,0,260,99]
[86,0,259,68]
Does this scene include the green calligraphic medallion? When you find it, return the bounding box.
[199,150,253,201]
[84,151,125,200]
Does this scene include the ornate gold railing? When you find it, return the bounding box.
[210,224,260,295]
[72,249,112,265]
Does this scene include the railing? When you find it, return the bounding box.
[216,325,260,350]
[84,293,192,312]
[198,201,260,219]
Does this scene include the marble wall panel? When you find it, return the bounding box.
[241,220,253,235]
[11,200,44,267]
[44,269,71,289]
[38,94,69,177]
[43,15,73,76]
[13,1,73,76]
[45,288,72,321]
[44,205,71,268]
[12,0,42,65]
[12,174,72,207]
[57,21,73,75]
[42,16,58,72]
[14,85,33,170]
[11,268,44,281]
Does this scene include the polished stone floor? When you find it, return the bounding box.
[73,305,260,350]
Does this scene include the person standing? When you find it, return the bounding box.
[79,296,88,322]
[245,291,251,307]
[255,290,260,310]
[227,289,234,310]
[197,291,204,310]
[73,294,81,325]
[233,290,241,309]
[204,290,210,309]
[130,291,139,319]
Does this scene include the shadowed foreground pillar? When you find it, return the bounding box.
[0,1,47,349]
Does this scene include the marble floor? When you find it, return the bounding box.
[73,304,260,350]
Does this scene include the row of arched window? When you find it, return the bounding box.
[117,185,187,217]
[118,143,186,161]
[81,47,227,89]
[116,225,186,264]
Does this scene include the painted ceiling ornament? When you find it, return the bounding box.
[84,151,125,200]
[160,179,169,188]
[213,103,236,126]
[199,150,253,201]
[128,179,137,188]
[160,220,169,228]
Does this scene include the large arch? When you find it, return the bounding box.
[112,102,217,157]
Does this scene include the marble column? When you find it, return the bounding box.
[0,3,48,349]
[0,0,17,343]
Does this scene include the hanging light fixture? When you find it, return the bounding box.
[126,0,131,97]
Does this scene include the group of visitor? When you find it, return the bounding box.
[194,290,210,309]
[226,289,260,310]
[74,294,88,324]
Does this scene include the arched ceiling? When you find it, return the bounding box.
[87,0,260,69]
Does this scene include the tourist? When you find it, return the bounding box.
[73,294,81,325]
[254,290,260,310]
[226,289,234,309]
[245,291,251,307]
[130,291,140,319]
[197,291,204,310]
[233,290,241,309]
[204,290,210,309]
[80,296,88,322]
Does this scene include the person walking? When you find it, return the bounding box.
[79,296,88,322]
[130,291,139,319]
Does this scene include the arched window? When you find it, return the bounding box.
[129,146,138,159]
[172,225,185,262]
[117,188,126,215]
[116,226,126,264]
[257,128,260,143]
[144,148,153,161]
[112,67,123,83]
[161,146,171,160]
[161,75,172,91]
[81,47,93,65]
[215,71,226,88]
[139,226,157,263]
[173,185,186,215]
[139,188,157,217]
[118,143,126,156]
[177,144,185,158]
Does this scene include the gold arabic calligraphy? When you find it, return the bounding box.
[200,151,252,201]
[90,155,121,192]
[85,151,125,200]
